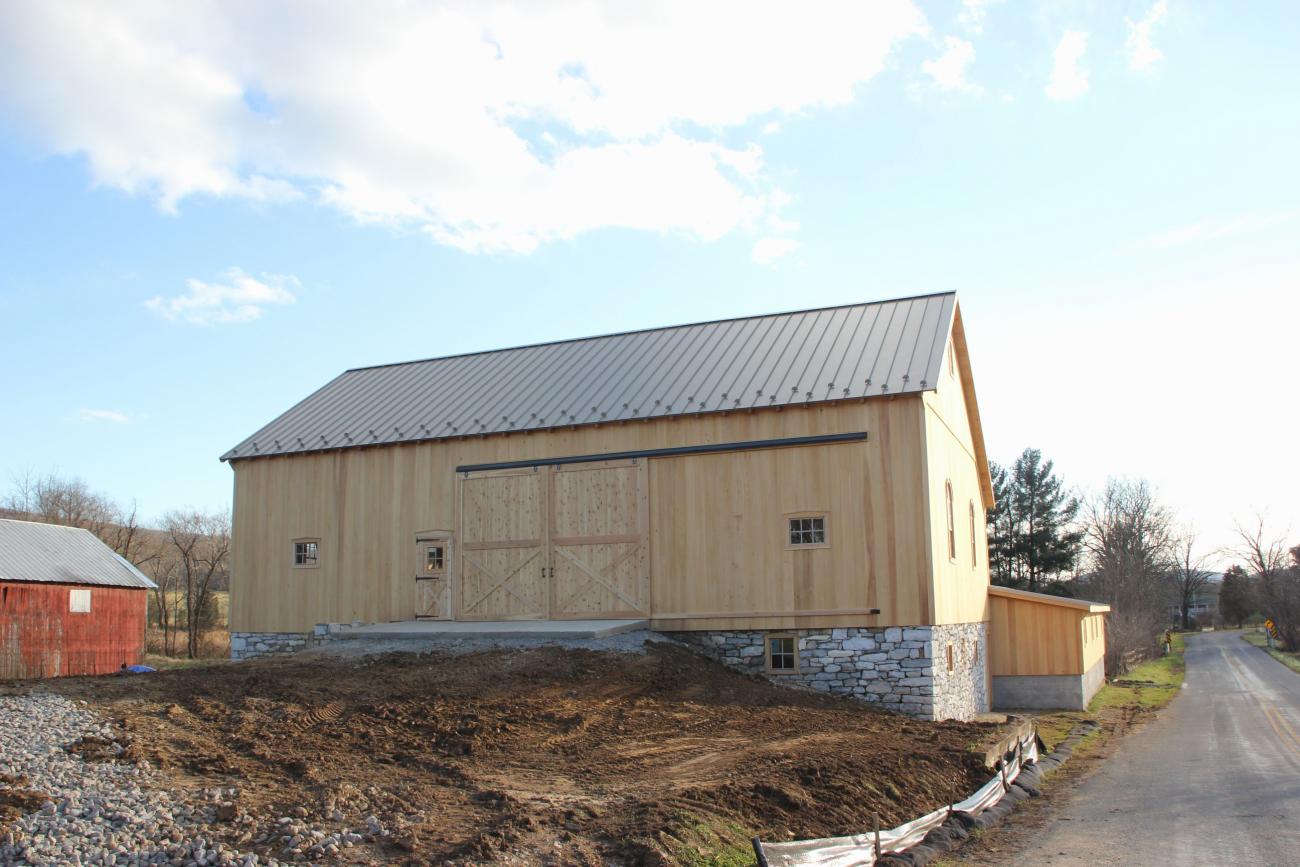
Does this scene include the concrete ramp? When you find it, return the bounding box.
[326,619,650,641]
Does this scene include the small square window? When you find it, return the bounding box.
[69,588,91,613]
[424,545,445,574]
[767,635,798,673]
[293,539,319,568]
[787,516,827,546]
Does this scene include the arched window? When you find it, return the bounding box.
[945,480,956,561]
[969,500,978,566]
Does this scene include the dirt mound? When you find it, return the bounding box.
[46,642,997,864]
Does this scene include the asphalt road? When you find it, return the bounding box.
[1015,630,1300,866]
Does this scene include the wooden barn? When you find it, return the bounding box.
[223,292,1108,719]
[0,518,155,679]
[988,585,1110,710]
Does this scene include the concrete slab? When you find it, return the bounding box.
[328,619,650,641]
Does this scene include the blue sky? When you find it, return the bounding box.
[1,1,1296,565]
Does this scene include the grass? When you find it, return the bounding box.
[670,818,756,867]
[1088,632,1186,712]
[1031,633,1187,763]
[142,654,231,671]
[1242,630,1300,674]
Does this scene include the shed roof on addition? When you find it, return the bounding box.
[0,519,157,590]
[222,291,958,462]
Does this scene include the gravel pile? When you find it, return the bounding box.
[0,693,263,867]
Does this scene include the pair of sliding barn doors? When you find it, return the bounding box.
[455,460,649,620]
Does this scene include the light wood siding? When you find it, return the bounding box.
[648,404,930,629]
[229,397,932,633]
[457,469,548,620]
[1081,612,1106,672]
[923,333,990,626]
[988,594,1091,676]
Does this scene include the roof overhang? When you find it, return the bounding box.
[989,584,1111,613]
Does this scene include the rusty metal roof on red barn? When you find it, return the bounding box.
[0,519,156,589]
[221,291,958,462]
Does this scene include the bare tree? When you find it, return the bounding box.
[2,472,155,568]
[1169,529,1215,631]
[1079,478,1176,673]
[147,543,184,656]
[164,510,232,658]
[1236,519,1300,651]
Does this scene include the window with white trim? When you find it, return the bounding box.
[69,588,91,613]
[945,481,956,561]
[293,538,320,568]
[969,500,978,566]
[786,514,829,548]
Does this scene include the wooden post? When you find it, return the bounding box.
[750,837,770,867]
[873,812,882,859]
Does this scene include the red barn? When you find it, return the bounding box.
[0,518,155,679]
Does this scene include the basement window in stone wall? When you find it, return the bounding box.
[293,538,320,569]
[766,635,799,673]
[786,514,829,548]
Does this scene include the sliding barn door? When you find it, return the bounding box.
[457,468,548,620]
[549,461,649,619]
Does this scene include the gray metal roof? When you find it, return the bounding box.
[222,291,957,462]
[0,519,157,589]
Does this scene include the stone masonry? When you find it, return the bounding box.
[671,623,988,721]
[230,629,329,660]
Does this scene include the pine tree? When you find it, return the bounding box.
[986,462,1016,585]
[986,448,1083,592]
[1218,564,1255,628]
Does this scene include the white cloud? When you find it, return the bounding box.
[922,37,981,93]
[1132,208,1300,249]
[1045,30,1089,101]
[145,268,298,325]
[957,0,1000,34]
[76,408,130,424]
[751,237,802,265]
[1126,0,1169,71]
[0,0,929,255]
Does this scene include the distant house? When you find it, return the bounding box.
[0,519,155,678]
[222,292,1110,719]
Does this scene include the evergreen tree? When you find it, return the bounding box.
[986,462,1016,585]
[985,448,1083,592]
[1218,564,1255,628]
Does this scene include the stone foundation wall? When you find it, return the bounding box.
[930,622,989,721]
[230,630,326,660]
[670,623,988,720]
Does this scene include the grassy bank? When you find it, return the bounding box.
[1033,632,1186,759]
[1242,630,1300,674]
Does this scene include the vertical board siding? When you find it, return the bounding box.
[230,398,933,632]
[988,594,1088,676]
[923,329,991,626]
[0,582,147,679]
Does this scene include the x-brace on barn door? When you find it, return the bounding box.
[456,461,648,620]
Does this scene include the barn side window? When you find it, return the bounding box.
[786,514,829,548]
[969,500,978,566]
[945,481,956,561]
[69,588,91,613]
[293,538,320,569]
[766,635,799,673]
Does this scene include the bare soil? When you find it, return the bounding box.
[21,643,998,865]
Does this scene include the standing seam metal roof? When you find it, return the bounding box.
[0,519,157,589]
[222,292,958,462]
